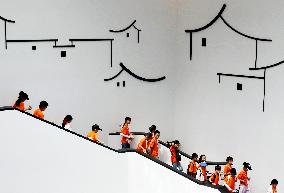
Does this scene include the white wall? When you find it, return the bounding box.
[174,0,284,192]
[0,0,177,144]
[0,109,222,193]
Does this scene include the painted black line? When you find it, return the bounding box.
[255,40,258,68]
[7,39,58,42]
[53,45,75,48]
[263,69,266,112]
[69,38,114,42]
[220,16,272,42]
[249,59,284,70]
[104,68,124,81]
[104,63,166,82]
[133,25,142,32]
[190,32,193,60]
[0,15,15,23]
[4,21,7,49]
[110,40,113,67]
[217,73,264,80]
[109,20,137,33]
[137,30,140,43]
[185,4,226,33]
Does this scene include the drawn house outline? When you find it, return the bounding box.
[104,62,166,87]
[183,4,284,112]
[109,20,142,43]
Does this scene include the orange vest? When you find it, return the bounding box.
[237,170,248,186]
[149,137,159,157]
[136,137,148,152]
[13,102,25,111]
[33,108,44,119]
[120,125,130,144]
[224,175,237,191]
[188,161,198,174]
[224,163,232,176]
[209,172,220,185]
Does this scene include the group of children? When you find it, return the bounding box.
[119,116,279,193]
[12,93,278,193]
[13,91,73,131]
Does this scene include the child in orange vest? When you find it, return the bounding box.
[237,162,252,193]
[209,165,221,185]
[87,124,103,144]
[224,168,238,192]
[120,117,134,149]
[169,140,183,171]
[197,155,207,182]
[148,130,160,159]
[33,101,48,119]
[187,153,198,178]
[13,91,32,111]
[267,179,278,193]
[136,133,152,153]
[224,156,234,177]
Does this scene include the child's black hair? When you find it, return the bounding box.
[226,156,233,162]
[122,117,131,127]
[215,165,221,171]
[149,125,157,133]
[145,132,152,138]
[39,101,48,108]
[199,154,206,162]
[271,179,278,185]
[15,91,29,106]
[192,153,198,159]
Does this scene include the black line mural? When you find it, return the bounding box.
[184,4,281,112]
[1,16,114,67]
[104,62,166,87]
[1,15,165,88]
[109,20,142,43]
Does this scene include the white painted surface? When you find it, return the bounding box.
[0,109,221,193]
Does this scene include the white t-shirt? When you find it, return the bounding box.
[64,124,72,131]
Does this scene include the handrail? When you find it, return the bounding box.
[0,106,229,193]
[109,132,226,166]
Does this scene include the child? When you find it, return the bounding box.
[224,168,238,192]
[148,130,160,159]
[169,140,183,171]
[224,156,234,177]
[33,101,48,119]
[209,165,222,185]
[62,115,73,131]
[13,91,32,111]
[87,124,103,144]
[120,117,134,149]
[187,153,198,178]
[136,133,152,153]
[237,162,252,193]
[197,155,207,182]
[267,179,278,193]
